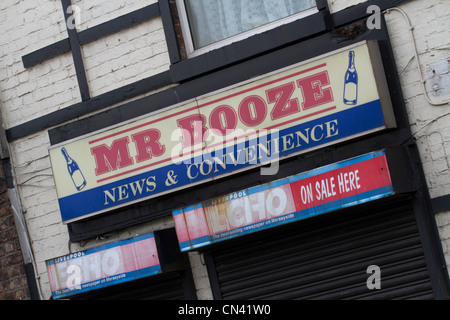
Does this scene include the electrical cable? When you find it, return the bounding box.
[383,7,450,106]
[6,199,44,300]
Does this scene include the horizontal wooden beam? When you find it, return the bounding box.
[431,195,450,214]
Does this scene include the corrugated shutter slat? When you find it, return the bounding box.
[209,196,434,300]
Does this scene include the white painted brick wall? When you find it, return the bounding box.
[384,0,450,275]
[333,0,450,277]
[0,1,79,130]
[0,0,449,299]
[82,17,170,96]
[384,1,450,198]
[72,0,157,31]
[436,210,450,272]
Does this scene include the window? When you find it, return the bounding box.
[176,0,318,57]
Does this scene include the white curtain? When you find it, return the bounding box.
[185,0,316,49]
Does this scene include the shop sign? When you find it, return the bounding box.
[49,40,395,223]
[173,151,394,251]
[46,233,160,299]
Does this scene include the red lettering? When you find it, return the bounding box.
[176,114,209,148]
[239,95,267,127]
[209,105,237,136]
[131,129,166,163]
[90,137,134,176]
[266,82,301,120]
[296,71,333,110]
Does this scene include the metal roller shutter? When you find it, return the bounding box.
[206,195,435,300]
[71,272,186,300]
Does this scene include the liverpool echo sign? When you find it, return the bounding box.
[173,151,394,251]
[49,41,395,223]
[46,233,161,299]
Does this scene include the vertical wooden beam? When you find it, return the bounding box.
[61,0,90,101]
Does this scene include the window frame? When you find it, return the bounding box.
[175,0,319,58]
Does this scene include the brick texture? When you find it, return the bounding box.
[0,164,30,300]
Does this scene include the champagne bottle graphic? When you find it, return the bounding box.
[343,50,358,105]
[61,147,87,191]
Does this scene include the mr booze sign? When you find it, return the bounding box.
[49,41,395,223]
